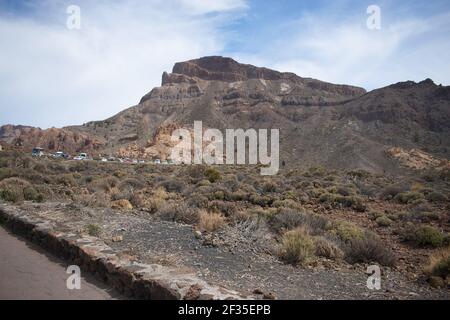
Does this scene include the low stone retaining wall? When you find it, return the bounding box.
[0,205,252,300]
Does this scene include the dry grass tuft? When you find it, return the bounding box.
[198,210,225,232]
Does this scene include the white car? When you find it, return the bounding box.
[74,153,88,160]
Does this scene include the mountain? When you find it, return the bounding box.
[1,56,449,172]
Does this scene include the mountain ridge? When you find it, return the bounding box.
[1,56,449,173]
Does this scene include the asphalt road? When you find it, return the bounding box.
[0,226,121,300]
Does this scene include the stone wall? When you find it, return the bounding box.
[0,205,252,300]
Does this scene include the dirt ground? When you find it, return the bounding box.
[3,201,448,300]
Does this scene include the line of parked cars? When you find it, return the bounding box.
[31,147,172,165]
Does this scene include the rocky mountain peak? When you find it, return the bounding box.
[166,56,292,84]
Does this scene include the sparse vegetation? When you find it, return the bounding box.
[86,223,101,237]
[402,225,445,248]
[278,228,315,265]
[0,151,447,284]
[424,247,450,281]
[198,210,225,232]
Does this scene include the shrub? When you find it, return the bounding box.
[249,194,272,207]
[270,209,305,233]
[414,226,445,247]
[381,185,404,200]
[314,237,344,260]
[158,179,185,193]
[278,228,315,265]
[204,168,221,183]
[86,224,101,237]
[343,231,396,266]
[0,167,14,180]
[0,189,20,203]
[207,200,238,217]
[369,211,384,221]
[424,247,450,280]
[375,215,393,227]
[89,176,119,192]
[76,191,110,208]
[425,191,447,202]
[0,177,31,202]
[148,187,169,212]
[394,192,424,204]
[158,202,199,224]
[331,221,364,243]
[23,186,42,202]
[56,174,77,187]
[198,210,225,232]
[336,186,352,196]
[118,178,145,191]
[402,225,445,248]
[111,199,133,210]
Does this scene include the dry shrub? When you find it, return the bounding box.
[0,177,31,203]
[147,187,168,213]
[158,202,198,224]
[187,193,209,208]
[111,199,133,210]
[278,227,315,265]
[314,236,344,260]
[270,208,305,233]
[118,178,145,191]
[158,179,186,193]
[75,191,111,208]
[342,231,396,266]
[207,200,239,217]
[424,246,450,280]
[56,174,77,187]
[198,210,225,232]
[89,176,119,193]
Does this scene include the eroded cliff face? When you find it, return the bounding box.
[2,56,449,172]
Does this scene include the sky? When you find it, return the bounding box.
[1,0,449,128]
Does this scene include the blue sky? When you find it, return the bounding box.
[1,0,450,128]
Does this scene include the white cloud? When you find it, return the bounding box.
[0,0,247,128]
[234,9,450,91]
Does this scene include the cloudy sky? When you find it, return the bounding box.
[1,0,449,128]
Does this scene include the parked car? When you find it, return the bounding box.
[154,159,161,164]
[32,147,44,157]
[53,151,69,159]
[74,153,88,160]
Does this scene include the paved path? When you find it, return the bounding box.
[0,226,121,300]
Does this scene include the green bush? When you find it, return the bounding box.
[86,224,101,237]
[375,215,393,227]
[415,226,444,247]
[403,225,445,247]
[394,192,424,204]
[0,189,20,203]
[204,168,221,183]
[425,191,447,202]
[331,221,364,243]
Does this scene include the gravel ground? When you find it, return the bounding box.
[4,201,449,300]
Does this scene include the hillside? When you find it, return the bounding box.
[1,56,449,172]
